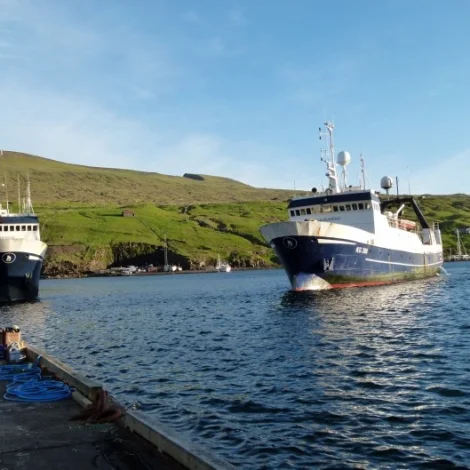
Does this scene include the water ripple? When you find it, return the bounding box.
[1,264,470,469]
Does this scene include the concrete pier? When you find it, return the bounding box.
[0,345,237,470]
[0,380,185,469]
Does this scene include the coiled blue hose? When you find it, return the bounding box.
[5,378,72,402]
[0,364,41,382]
[0,358,72,402]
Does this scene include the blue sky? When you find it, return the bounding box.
[0,0,469,194]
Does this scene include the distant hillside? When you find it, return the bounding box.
[0,151,300,206]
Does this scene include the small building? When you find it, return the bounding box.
[122,210,135,217]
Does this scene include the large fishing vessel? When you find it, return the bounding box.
[260,122,443,290]
[0,179,47,302]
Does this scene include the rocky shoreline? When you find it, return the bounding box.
[42,242,277,280]
[41,265,278,280]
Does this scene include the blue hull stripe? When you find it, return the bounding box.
[271,235,443,285]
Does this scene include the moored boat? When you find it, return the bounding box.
[215,255,231,273]
[260,122,443,291]
[0,179,47,302]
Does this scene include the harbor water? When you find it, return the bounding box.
[1,265,470,469]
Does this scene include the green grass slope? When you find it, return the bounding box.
[37,201,288,273]
[418,194,470,251]
[0,151,299,205]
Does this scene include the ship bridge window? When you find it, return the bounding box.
[290,210,295,217]
[33,225,38,231]
[352,203,358,210]
[346,204,352,211]
[16,225,20,231]
[21,225,26,231]
[323,205,332,213]
[27,226,32,231]
[300,208,306,215]
[306,208,311,215]
[295,209,300,216]
[339,205,345,212]
[366,203,371,210]
[333,206,339,212]
[358,203,364,210]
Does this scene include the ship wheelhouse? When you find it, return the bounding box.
[287,190,382,231]
[0,216,41,237]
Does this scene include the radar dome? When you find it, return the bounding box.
[380,176,393,190]
[337,151,351,166]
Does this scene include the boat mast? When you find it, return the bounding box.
[319,122,339,194]
[3,174,9,214]
[25,177,34,215]
[164,234,169,268]
[456,229,462,258]
[360,155,366,190]
[17,174,21,214]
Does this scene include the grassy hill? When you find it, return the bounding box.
[1,152,469,274]
[0,151,299,206]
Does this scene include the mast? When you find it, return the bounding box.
[456,229,462,257]
[319,122,339,193]
[164,234,169,268]
[17,174,21,214]
[4,174,9,214]
[360,155,366,190]
[25,177,34,214]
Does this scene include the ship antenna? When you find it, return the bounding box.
[360,155,366,190]
[17,174,21,214]
[456,229,462,257]
[3,174,9,214]
[407,166,412,195]
[319,122,339,193]
[26,175,34,214]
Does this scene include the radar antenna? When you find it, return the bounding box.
[360,155,366,190]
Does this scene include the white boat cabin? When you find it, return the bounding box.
[288,189,423,237]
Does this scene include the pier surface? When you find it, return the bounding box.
[0,381,186,470]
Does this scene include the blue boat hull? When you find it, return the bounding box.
[0,252,43,302]
[270,236,443,290]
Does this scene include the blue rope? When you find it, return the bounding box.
[0,364,41,382]
[5,378,72,402]
[0,356,72,402]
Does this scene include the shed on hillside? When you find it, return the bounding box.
[122,210,135,217]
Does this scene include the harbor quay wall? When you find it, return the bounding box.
[25,344,237,470]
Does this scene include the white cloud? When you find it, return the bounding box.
[0,85,161,169]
